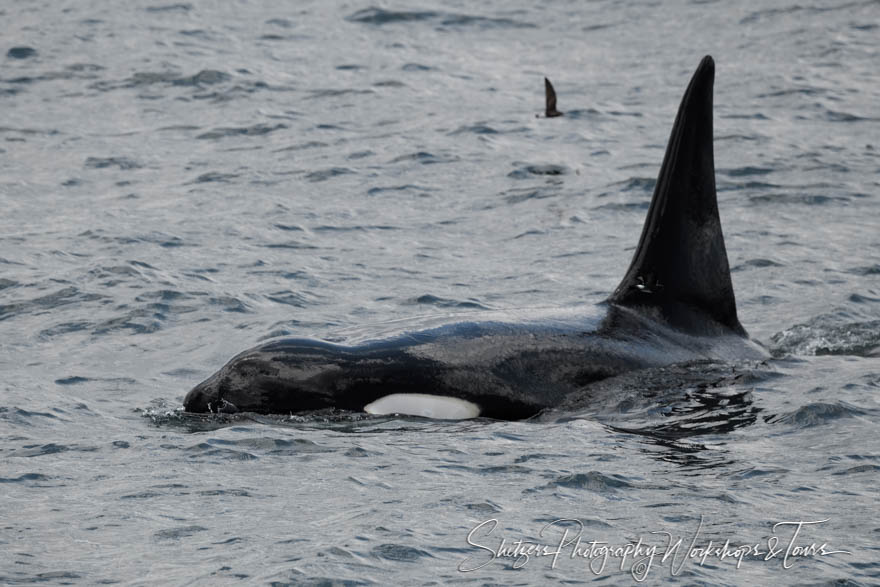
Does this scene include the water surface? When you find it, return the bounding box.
[2,0,879,584]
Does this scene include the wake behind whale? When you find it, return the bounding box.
[184,56,767,420]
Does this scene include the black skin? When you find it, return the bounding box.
[184,304,764,419]
[544,77,563,117]
[185,56,766,419]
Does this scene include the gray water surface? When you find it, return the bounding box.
[2,1,879,584]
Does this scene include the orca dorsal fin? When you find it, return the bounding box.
[609,56,745,336]
[544,77,563,117]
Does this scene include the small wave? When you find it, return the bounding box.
[438,464,532,475]
[7,47,37,59]
[740,5,802,24]
[825,109,874,123]
[274,140,329,152]
[721,112,769,120]
[0,286,103,323]
[3,70,94,86]
[347,7,534,29]
[749,193,850,206]
[850,293,880,304]
[389,151,459,165]
[770,317,880,357]
[606,110,643,118]
[507,163,568,179]
[372,543,433,562]
[402,63,432,72]
[153,526,208,542]
[513,229,547,239]
[211,436,334,455]
[9,443,98,458]
[526,471,634,494]
[846,265,880,276]
[449,124,498,135]
[173,70,230,86]
[193,171,239,183]
[184,442,259,460]
[262,240,319,250]
[346,149,376,161]
[0,473,53,484]
[721,166,774,177]
[93,312,163,335]
[272,224,305,233]
[265,18,295,28]
[306,88,374,99]
[373,79,405,88]
[54,376,90,385]
[145,3,193,13]
[758,86,827,99]
[344,447,370,458]
[407,294,490,310]
[196,123,286,140]
[0,407,64,426]
[84,156,142,170]
[769,402,866,428]
[583,22,618,32]
[313,224,398,232]
[198,488,252,497]
[500,186,561,205]
[731,258,783,272]
[121,490,163,500]
[304,167,354,182]
[266,290,322,308]
[366,184,433,196]
[347,7,438,24]
[93,69,231,92]
[605,176,656,193]
[592,200,650,211]
[833,464,880,476]
[564,108,602,120]
[463,501,502,514]
[0,126,60,137]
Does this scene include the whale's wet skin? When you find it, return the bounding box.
[185,57,769,420]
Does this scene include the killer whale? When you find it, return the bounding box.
[544,77,563,117]
[184,55,767,419]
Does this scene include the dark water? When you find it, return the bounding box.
[2,1,879,584]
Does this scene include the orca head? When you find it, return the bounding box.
[183,348,338,414]
[183,369,230,414]
[609,56,747,337]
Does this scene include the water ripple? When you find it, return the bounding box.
[507,163,569,179]
[84,156,143,170]
[371,543,433,562]
[7,47,38,59]
[770,402,866,428]
[347,7,535,29]
[196,123,286,140]
[526,471,634,494]
[771,317,880,357]
[406,294,490,310]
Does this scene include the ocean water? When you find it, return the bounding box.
[2,0,879,584]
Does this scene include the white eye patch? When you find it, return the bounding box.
[364,394,481,420]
